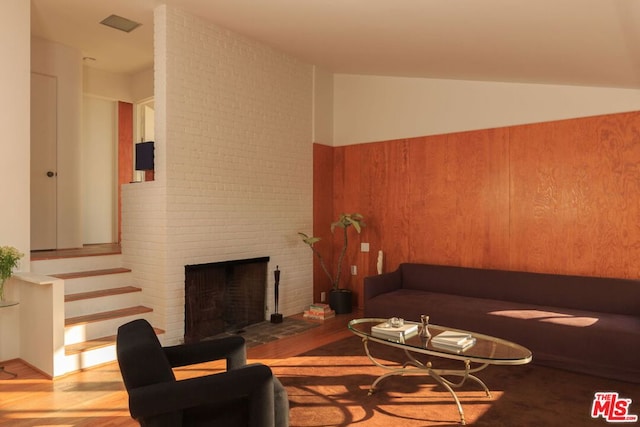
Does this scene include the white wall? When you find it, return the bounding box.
[0,0,30,362]
[31,37,83,249]
[333,74,640,146]
[83,67,133,103]
[313,67,334,145]
[84,66,154,104]
[15,273,65,378]
[82,66,154,243]
[122,5,314,344]
[82,96,117,244]
[131,68,154,103]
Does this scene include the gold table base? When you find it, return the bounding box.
[362,337,492,425]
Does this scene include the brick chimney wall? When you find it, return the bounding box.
[122,5,314,344]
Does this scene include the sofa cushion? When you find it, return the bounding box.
[365,289,640,382]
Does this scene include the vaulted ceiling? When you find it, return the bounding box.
[31,0,640,88]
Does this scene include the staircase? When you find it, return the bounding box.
[31,247,161,374]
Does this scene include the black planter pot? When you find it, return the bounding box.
[329,289,353,314]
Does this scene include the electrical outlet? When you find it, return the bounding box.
[361,242,370,252]
[320,291,326,302]
[351,265,357,275]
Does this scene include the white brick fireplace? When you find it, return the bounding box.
[121,5,314,345]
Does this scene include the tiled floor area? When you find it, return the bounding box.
[210,317,321,348]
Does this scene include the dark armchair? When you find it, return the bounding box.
[116,319,289,427]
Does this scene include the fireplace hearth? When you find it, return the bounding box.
[184,257,269,343]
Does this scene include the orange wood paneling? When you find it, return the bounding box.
[333,144,368,305]
[369,139,412,273]
[314,110,640,307]
[407,128,511,271]
[510,111,640,278]
[117,102,134,243]
[353,140,405,305]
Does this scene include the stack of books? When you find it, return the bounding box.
[303,303,336,320]
[431,330,476,352]
[371,321,419,341]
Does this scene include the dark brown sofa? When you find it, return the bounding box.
[363,263,640,383]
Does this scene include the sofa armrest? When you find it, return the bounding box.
[128,364,275,427]
[163,335,247,370]
[364,268,402,302]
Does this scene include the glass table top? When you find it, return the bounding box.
[349,318,532,365]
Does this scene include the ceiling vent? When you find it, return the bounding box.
[100,14,142,33]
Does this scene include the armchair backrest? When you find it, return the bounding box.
[117,319,176,390]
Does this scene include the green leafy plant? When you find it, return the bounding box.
[299,213,365,290]
[0,246,24,301]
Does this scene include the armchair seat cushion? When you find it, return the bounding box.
[183,377,288,427]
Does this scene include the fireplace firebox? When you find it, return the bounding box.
[184,257,269,343]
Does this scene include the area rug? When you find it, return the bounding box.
[272,336,640,426]
[212,318,320,348]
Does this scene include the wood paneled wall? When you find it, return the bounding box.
[312,144,335,298]
[313,111,640,307]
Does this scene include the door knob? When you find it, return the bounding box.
[46,171,55,177]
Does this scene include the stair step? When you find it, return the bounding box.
[63,271,134,295]
[52,267,131,280]
[31,253,123,275]
[65,327,165,355]
[31,243,121,261]
[65,306,153,327]
[65,286,141,302]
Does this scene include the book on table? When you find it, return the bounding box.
[309,303,331,311]
[431,330,476,351]
[303,309,335,320]
[371,321,419,340]
[303,303,335,320]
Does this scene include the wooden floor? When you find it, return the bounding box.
[0,312,356,426]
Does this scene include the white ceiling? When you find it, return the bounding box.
[31,0,640,88]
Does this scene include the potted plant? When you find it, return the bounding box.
[0,246,24,302]
[299,213,365,314]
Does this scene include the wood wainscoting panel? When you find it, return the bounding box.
[351,139,413,306]
[328,128,511,306]
[316,110,640,307]
[509,111,640,278]
[332,143,371,306]
[118,101,134,244]
[408,128,510,270]
[312,143,335,302]
[359,140,412,272]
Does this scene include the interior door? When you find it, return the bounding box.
[31,72,58,250]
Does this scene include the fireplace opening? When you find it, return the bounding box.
[184,256,269,343]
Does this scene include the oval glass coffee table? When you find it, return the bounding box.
[348,318,532,425]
